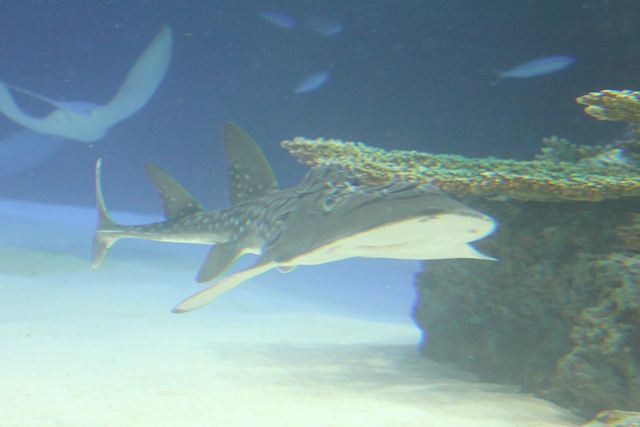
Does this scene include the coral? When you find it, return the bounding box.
[575,88,640,167]
[582,410,640,427]
[553,254,640,415]
[615,214,640,252]
[612,136,640,168]
[412,198,640,419]
[281,137,640,202]
[536,135,601,163]
[536,136,640,170]
[577,90,640,124]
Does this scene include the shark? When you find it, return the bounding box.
[92,122,497,313]
[0,25,173,143]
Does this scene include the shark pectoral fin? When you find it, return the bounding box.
[196,243,245,283]
[173,260,277,313]
[92,25,173,127]
[462,244,497,261]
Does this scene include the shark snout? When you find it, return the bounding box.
[460,213,496,241]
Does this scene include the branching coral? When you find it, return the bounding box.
[555,254,640,420]
[583,409,640,426]
[577,90,640,124]
[615,214,640,252]
[536,136,602,163]
[281,137,640,202]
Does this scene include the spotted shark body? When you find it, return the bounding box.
[92,122,496,313]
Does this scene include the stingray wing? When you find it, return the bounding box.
[90,25,173,127]
[0,82,56,133]
[0,26,172,142]
[0,82,105,141]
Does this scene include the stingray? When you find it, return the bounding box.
[0,25,173,143]
[0,129,66,177]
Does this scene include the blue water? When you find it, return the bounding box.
[0,1,633,209]
[0,1,633,425]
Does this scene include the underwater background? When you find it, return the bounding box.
[2,0,638,209]
[1,1,639,426]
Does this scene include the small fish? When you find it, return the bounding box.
[498,55,575,79]
[258,11,295,29]
[294,71,330,94]
[306,16,343,37]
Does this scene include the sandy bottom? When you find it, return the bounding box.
[0,201,584,427]
[0,246,587,427]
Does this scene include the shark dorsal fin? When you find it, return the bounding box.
[144,163,203,219]
[223,122,278,205]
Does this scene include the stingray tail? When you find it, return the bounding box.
[0,81,50,133]
[91,158,121,269]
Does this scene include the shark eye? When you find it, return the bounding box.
[321,194,340,211]
[320,182,357,211]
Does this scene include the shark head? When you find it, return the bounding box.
[261,167,495,267]
[92,122,497,313]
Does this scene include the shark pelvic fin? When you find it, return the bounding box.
[144,163,203,219]
[459,244,497,261]
[223,122,278,205]
[196,242,246,283]
[92,158,120,269]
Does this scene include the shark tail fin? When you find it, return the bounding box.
[91,158,121,269]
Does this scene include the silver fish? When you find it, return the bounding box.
[498,55,575,79]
